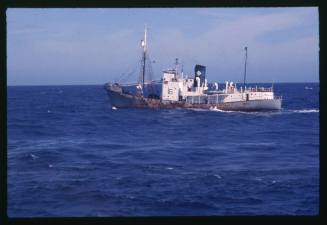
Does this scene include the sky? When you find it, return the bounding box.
[7,7,319,85]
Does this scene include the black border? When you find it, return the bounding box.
[0,0,324,225]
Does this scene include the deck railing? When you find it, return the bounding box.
[246,87,273,92]
[186,95,227,104]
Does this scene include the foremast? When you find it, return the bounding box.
[141,26,147,93]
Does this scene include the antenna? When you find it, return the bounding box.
[243,46,248,90]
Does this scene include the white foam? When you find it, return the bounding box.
[292,109,319,113]
[166,167,174,170]
[214,174,222,179]
[189,108,209,112]
[304,87,313,90]
[30,154,39,160]
[209,106,234,113]
[188,106,318,115]
[209,106,267,114]
[112,106,118,110]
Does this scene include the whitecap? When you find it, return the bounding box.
[214,174,222,179]
[48,164,53,168]
[30,154,39,160]
[112,106,118,110]
[304,87,313,90]
[166,167,174,170]
[47,110,51,113]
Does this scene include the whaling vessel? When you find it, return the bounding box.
[105,28,282,111]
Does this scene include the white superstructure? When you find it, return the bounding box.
[161,65,278,106]
[162,69,208,101]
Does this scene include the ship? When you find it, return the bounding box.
[105,27,282,111]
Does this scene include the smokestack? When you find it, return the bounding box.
[194,65,206,87]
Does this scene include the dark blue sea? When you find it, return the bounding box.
[7,83,319,217]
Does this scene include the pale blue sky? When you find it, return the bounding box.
[7,7,319,85]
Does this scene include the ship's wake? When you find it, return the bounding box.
[206,107,320,115]
[291,109,319,113]
[209,107,234,113]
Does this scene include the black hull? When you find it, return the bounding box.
[106,87,147,108]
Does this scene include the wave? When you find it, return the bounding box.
[187,107,234,113]
[209,107,234,113]
[188,108,209,112]
[178,106,319,116]
[208,106,279,115]
[30,154,39,160]
[209,107,319,115]
[237,142,277,147]
[214,174,222,179]
[291,109,319,113]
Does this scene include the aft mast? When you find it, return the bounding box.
[243,46,248,90]
[141,26,147,93]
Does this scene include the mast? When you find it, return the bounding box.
[141,26,147,92]
[175,58,179,77]
[243,46,248,90]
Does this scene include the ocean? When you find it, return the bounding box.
[7,83,319,217]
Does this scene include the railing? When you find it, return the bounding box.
[246,87,273,92]
[186,95,227,104]
[186,95,206,104]
[113,80,162,87]
[185,94,281,104]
